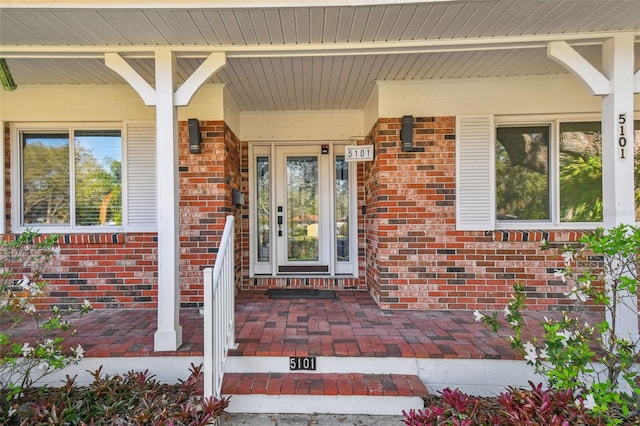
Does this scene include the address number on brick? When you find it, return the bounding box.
[289,356,316,371]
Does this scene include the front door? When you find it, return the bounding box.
[275,146,329,273]
[250,143,356,276]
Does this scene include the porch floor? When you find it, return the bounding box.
[11,290,590,360]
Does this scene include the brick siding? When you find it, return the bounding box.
[178,120,243,307]
[4,117,590,312]
[363,117,586,311]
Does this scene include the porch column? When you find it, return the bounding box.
[601,34,636,228]
[153,48,183,351]
[105,49,226,351]
[600,34,637,339]
[549,33,638,338]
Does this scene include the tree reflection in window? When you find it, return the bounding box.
[256,156,270,262]
[22,133,70,224]
[559,122,602,222]
[496,126,550,221]
[22,130,122,227]
[74,130,122,226]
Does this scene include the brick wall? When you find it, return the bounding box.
[3,123,159,309]
[3,116,591,312]
[43,233,157,309]
[363,116,584,311]
[178,120,243,307]
[3,120,243,309]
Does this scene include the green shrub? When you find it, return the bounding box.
[1,230,91,400]
[475,224,640,424]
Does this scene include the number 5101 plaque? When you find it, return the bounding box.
[345,145,374,162]
[289,356,316,370]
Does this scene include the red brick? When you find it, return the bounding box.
[265,373,282,395]
[336,375,354,395]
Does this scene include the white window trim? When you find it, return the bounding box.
[11,122,127,234]
[333,144,358,276]
[248,143,272,276]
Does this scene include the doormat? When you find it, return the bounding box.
[265,289,337,299]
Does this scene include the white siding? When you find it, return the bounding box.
[456,115,495,231]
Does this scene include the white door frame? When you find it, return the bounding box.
[248,142,358,278]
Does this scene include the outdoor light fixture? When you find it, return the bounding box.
[401,115,424,153]
[0,59,17,91]
[188,118,201,153]
[401,115,414,152]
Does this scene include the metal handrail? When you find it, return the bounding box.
[203,215,237,399]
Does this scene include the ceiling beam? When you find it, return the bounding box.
[0,0,454,9]
[1,32,635,60]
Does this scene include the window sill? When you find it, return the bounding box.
[490,229,590,243]
[2,232,156,245]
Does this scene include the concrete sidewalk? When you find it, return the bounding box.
[219,413,403,425]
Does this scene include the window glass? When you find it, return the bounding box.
[74,130,122,226]
[22,133,70,225]
[256,156,270,262]
[286,156,319,262]
[335,155,349,262]
[559,122,602,222]
[21,129,122,228]
[496,126,550,220]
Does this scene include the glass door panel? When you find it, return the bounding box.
[256,156,270,262]
[335,155,349,262]
[286,156,319,261]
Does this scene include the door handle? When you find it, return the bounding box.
[277,215,283,236]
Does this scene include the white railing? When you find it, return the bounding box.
[203,215,237,400]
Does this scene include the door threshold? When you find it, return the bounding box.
[252,274,356,278]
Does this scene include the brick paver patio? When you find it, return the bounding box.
[5,290,597,360]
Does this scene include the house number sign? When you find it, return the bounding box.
[619,113,628,159]
[289,356,316,370]
[345,145,374,161]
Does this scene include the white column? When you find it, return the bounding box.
[106,50,226,351]
[601,33,637,339]
[549,33,638,339]
[601,33,636,227]
[153,48,183,351]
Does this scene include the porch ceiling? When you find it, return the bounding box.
[1,1,640,111]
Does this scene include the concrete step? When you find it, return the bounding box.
[221,372,427,415]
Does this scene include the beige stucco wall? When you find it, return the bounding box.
[239,110,365,141]
[376,75,610,118]
[1,75,637,138]
[0,83,226,122]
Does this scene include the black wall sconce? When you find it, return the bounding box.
[400,115,424,153]
[188,118,201,154]
[401,115,414,152]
